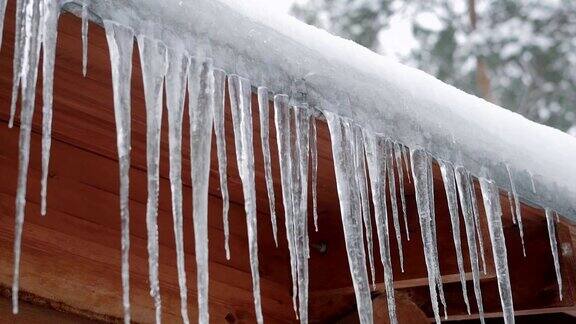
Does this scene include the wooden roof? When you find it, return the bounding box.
[0,1,575,322]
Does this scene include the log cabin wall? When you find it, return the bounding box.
[0,0,575,322]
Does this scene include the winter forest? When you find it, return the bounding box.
[293,0,576,133]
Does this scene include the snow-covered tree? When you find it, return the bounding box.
[293,0,576,132]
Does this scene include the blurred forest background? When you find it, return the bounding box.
[290,0,576,133]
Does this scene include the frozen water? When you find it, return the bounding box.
[274,94,299,317]
[81,3,88,76]
[386,140,404,272]
[455,167,485,323]
[165,48,190,324]
[190,57,215,324]
[40,0,61,216]
[257,87,278,246]
[507,165,526,256]
[545,209,562,300]
[363,131,397,324]
[353,127,375,287]
[12,0,43,313]
[293,105,311,323]
[480,178,515,324]
[394,143,410,241]
[212,69,231,259]
[229,74,263,323]
[310,118,319,232]
[0,0,7,50]
[104,20,135,324]
[410,149,442,323]
[326,112,373,324]
[137,34,167,324]
[439,161,471,314]
[8,0,25,128]
[469,177,487,274]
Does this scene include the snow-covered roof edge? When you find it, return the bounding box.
[77,0,576,221]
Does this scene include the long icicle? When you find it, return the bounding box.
[394,142,410,241]
[469,176,487,274]
[293,105,311,323]
[212,69,230,259]
[190,57,215,324]
[274,94,299,318]
[506,165,526,256]
[479,178,515,324]
[8,0,25,128]
[386,140,404,272]
[81,2,88,76]
[439,161,471,314]
[40,0,61,216]
[427,155,447,319]
[353,127,376,287]
[137,34,167,324]
[104,20,134,324]
[310,117,319,232]
[410,149,441,323]
[257,87,278,246]
[545,209,563,301]
[325,112,373,324]
[455,167,485,323]
[228,75,264,323]
[165,48,190,324]
[363,131,397,324]
[12,0,43,314]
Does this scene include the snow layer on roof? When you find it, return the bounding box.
[79,0,576,219]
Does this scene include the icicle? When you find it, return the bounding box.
[12,0,43,314]
[545,209,562,301]
[211,69,230,260]
[479,178,515,324]
[81,2,88,77]
[426,155,447,320]
[274,95,299,318]
[189,57,215,324]
[40,0,61,216]
[353,127,375,288]
[104,20,134,324]
[165,48,190,324]
[507,191,516,224]
[325,112,373,324]
[0,0,7,51]
[293,105,311,323]
[228,75,264,323]
[528,171,536,193]
[257,87,278,246]
[410,149,442,323]
[506,165,526,256]
[469,177,487,274]
[439,161,471,314]
[385,140,404,272]
[394,143,410,241]
[310,118,319,232]
[363,131,397,324]
[402,145,411,183]
[455,167,485,324]
[555,211,560,224]
[137,35,167,324]
[9,0,26,128]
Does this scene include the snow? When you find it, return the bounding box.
[81,0,576,221]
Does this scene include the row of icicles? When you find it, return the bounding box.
[3,0,564,323]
